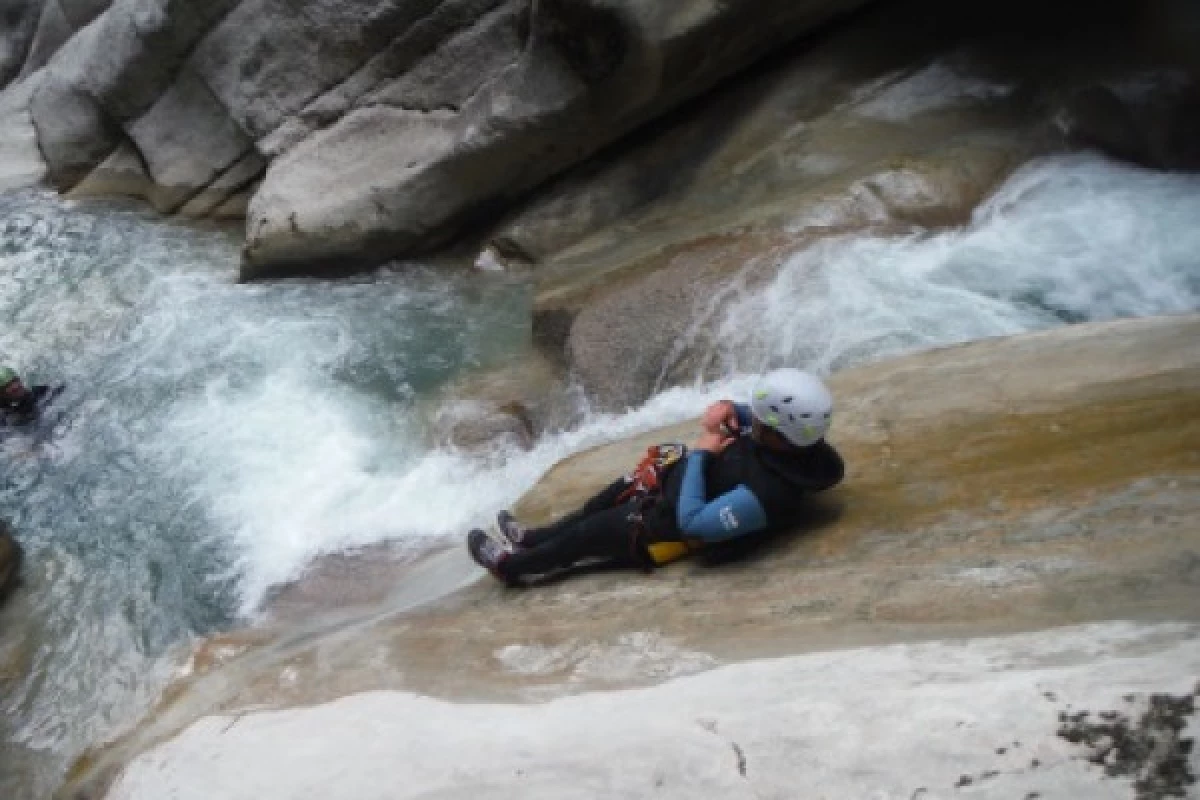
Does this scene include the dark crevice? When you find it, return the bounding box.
[357,100,461,116]
[731,741,747,777]
[168,147,264,216]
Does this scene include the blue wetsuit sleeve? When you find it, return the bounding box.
[675,451,769,542]
[733,403,753,432]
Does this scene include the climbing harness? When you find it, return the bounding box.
[615,443,698,567]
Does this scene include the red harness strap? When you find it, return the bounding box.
[614,444,686,506]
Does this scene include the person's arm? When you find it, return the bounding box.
[674,451,768,542]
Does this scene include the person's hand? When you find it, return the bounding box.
[692,430,736,454]
[702,400,738,435]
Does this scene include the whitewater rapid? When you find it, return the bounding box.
[0,152,1198,797]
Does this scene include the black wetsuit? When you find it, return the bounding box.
[498,437,844,581]
[1,385,59,427]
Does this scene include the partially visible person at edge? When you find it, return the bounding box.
[0,366,62,427]
[0,519,21,606]
[467,368,844,585]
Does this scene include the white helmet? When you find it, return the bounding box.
[750,369,832,447]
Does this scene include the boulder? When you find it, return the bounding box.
[0,523,21,605]
[558,138,1024,411]
[241,0,873,276]
[66,138,153,200]
[0,0,42,87]
[423,352,575,453]
[0,77,47,190]
[6,0,1198,282]
[175,149,264,218]
[29,0,242,188]
[125,67,256,213]
[15,0,874,274]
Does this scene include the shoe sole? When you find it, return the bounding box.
[468,529,514,584]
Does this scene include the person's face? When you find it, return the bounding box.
[1,379,27,400]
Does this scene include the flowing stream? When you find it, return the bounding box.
[1,152,1198,797]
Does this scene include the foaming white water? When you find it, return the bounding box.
[206,153,1200,616]
[186,375,748,614]
[0,192,529,796]
[161,369,402,609]
[712,154,1200,374]
[9,153,1192,629]
[347,155,1200,589]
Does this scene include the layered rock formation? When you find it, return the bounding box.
[1,0,1194,288]
[1,0,877,275]
[57,314,1200,799]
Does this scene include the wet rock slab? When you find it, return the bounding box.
[96,623,1200,800]
[57,314,1200,799]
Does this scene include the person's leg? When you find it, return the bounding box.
[499,502,641,580]
[579,477,634,515]
[518,477,632,548]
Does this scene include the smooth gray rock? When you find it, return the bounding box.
[21,0,871,270]
[0,76,47,189]
[254,0,508,158]
[9,0,113,83]
[126,66,254,212]
[28,23,121,187]
[0,0,42,87]
[176,148,265,217]
[17,0,74,79]
[241,0,871,276]
[30,0,240,187]
[67,137,152,199]
[362,2,523,113]
[12,0,1200,282]
[187,0,401,143]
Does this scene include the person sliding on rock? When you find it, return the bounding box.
[0,367,63,428]
[467,369,844,585]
